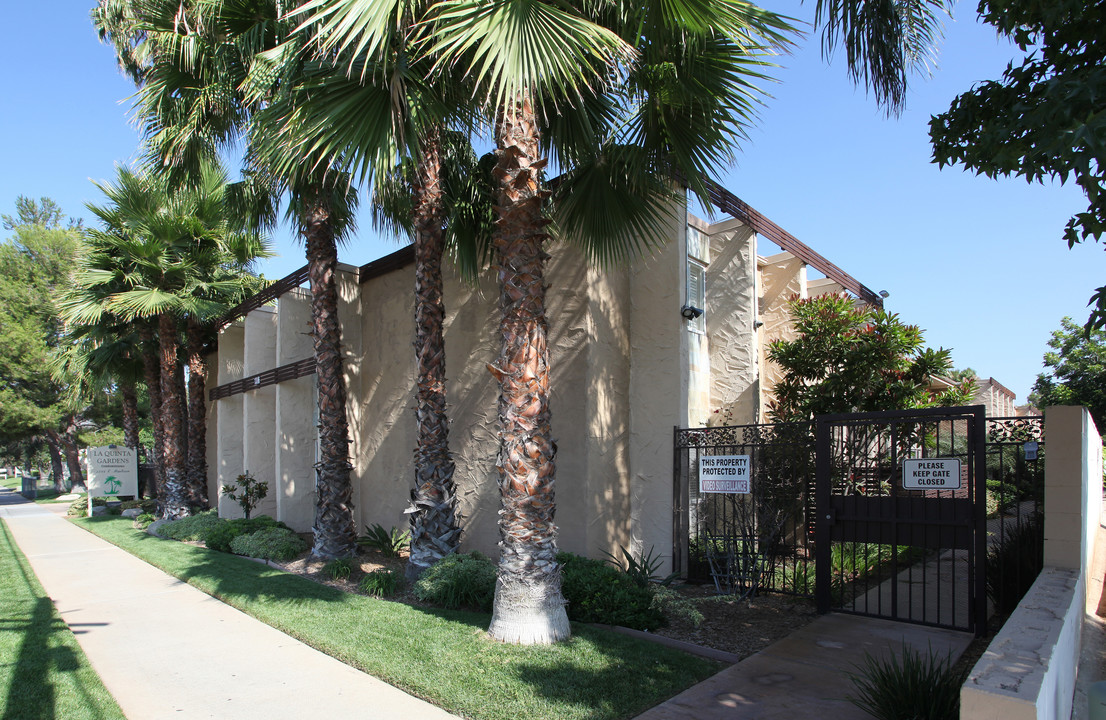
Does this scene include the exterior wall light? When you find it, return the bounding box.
[681,305,704,321]
[879,290,890,298]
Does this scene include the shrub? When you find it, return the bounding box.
[68,495,101,516]
[986,514,1044,615]
[324,557,355,581]
[220,471,268,520]
[558,552,665,631]
[159,510,225,542]
[360,568,404,598]
[204,516,285,553]
[846,646,965,720]
[120,499,157,513]
[133,513,156,530]
[413,552,497,612]
[356,523,410,557]
[649,585,703,628]
[229,527,308,562]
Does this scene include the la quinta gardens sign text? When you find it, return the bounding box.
[699,455,751,494]
[86,446,138,515]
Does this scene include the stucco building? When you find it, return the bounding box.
[204,184,882,567]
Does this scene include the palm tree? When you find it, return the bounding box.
[95,0,363,558]
[67,162,270,519]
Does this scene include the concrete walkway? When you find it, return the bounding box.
[0,488,458,720]
[635,613,972,719]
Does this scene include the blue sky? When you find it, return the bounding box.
[2,1,1099,404]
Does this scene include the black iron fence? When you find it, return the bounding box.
[674,412,1045,623]
[674,421,816,597]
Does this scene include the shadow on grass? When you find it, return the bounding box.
[0,523,120,720]
[71,517,719,720]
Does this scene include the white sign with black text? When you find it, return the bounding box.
[699,455,751,494]
[902,458,962,490]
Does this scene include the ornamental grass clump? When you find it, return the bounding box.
[360,568,404,598]
[846,646,965,720]
[413,552,496,612]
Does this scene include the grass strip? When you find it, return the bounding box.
[0,520,126,720]
[75,517,721,720]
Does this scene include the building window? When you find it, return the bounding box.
[687,225,710,263]
[687,259,706,334]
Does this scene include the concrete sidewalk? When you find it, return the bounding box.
[0,488,458,720]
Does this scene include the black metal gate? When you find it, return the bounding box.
[814,406,987,634]
[673,422,815,597]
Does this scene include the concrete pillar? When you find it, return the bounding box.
[215,323,244,518]
[237,307,278,520]
[336,263,364,529]
[703,218,756,426]
[275,288,316,532]
[1044,406,1103,573]
[628,199,688,571]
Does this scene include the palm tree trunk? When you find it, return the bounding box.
[407,129,460,581]
[62,418,87,493]
[486,95,570,645]
[303,195,357,559]
[44,431,66,494]
[159,312,191,519]
[140,323,165,502]
[175,354,189,478]
[121,378,141,453]
[186,318,210,509]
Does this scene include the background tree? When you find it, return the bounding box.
[0,197,88,492]
[930,0,1106,328]
[1029,317,1106,432]
[767,294,974,422]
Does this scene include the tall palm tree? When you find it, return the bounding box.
[285,2,498,577]
[67,162,270,519]
[95,0,363,558]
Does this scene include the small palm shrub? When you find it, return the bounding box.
[229,527,308,562]
[558,552,665,631]
[204,516,285,553]
[159,510,224,542]
[324,557,355,581]
[604,545,678,588]
[413,552,497,612]
[360,568,404,598]
[357,523,410,557]
[846,647,965,720]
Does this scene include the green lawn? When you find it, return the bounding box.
[75,517,720,720]
[0,520,125,720]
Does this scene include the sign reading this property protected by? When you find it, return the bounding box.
[902,458,961,490]
[87,446,138,503]
[699,455,751,494]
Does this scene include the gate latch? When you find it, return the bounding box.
[822,508,837,526]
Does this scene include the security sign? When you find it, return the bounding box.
[902,458,961,490]
[699,455,751,494]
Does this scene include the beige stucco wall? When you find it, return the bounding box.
[215,323,244,518]
[629,204,689,569]
[757,252,807,422]
[275,288,316,531]
[239,307,278,520]
[704,218,757,426]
